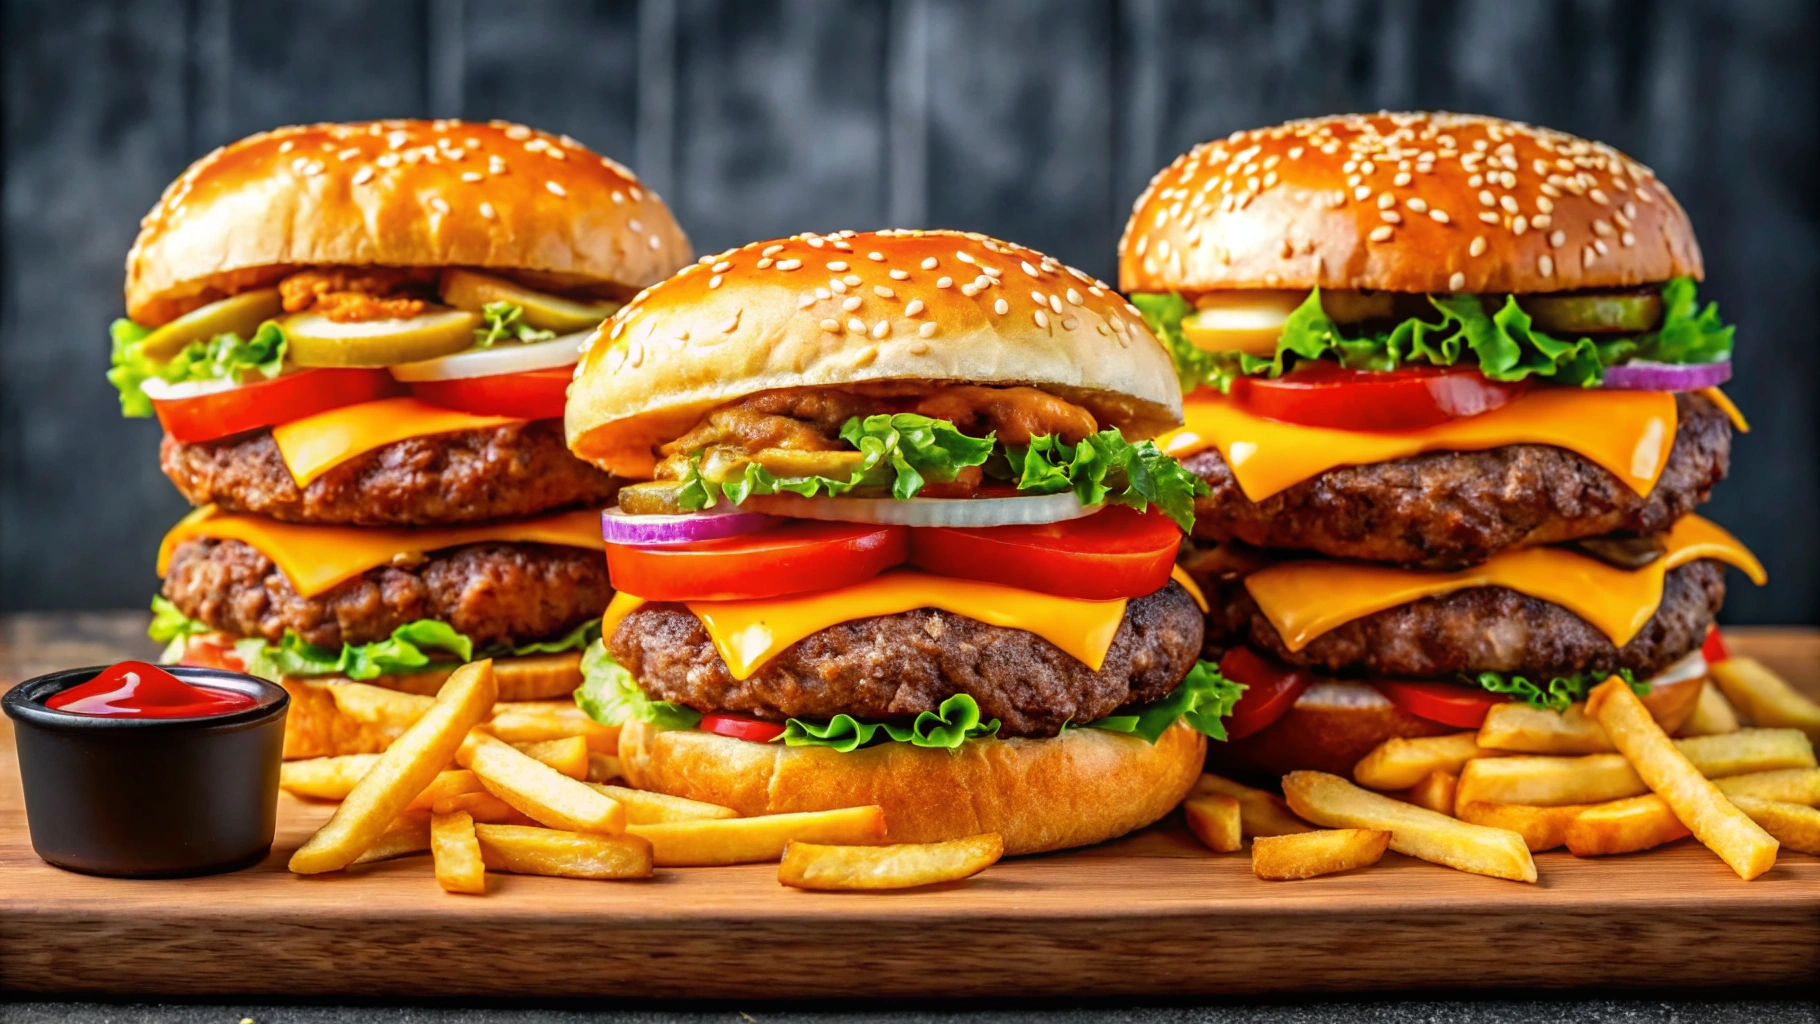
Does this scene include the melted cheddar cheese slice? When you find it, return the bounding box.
[157,506,603,598]
[1160,388,1678,502]
[271,397,523,488]
[1244,515,1766,652]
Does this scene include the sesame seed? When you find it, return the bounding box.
[763,245,784,257]
[1021,261,1040,277]
[1532,214,1551,229]
[757,258,773,269]
[1479,190,1495,207]
[905,299,925,317]
[1549,229,1566,247]
[827,261,849,271]
[1622,231,1636,247]
[1369,225,1393,242]
[1498,195,1518,214]
[1589,188,1610,205]
[1478,211,1500,225]
[352,167,375,185]
[708,275,723,289]
[889,269,909,281]
[1393,172,1412,186]
[1354,185,1371,201]
[775,258,802,271]
[1449,272,1466,291]
[981,266,1001,278]
[546,181,566,196]
[829,279,847,294]
[871,320,891,339]
[1380,210,1402,224]
[844,274,861,286]
[1066,288,1083,305]
[648,235,661,250]
[993,298,1009,315]
[842,296,862,312]
[1029,290,1045,305]
[1512,216,1528,235]
[961,284,980,297]
[1592,219,1614,237]
[956,252,976,264]
[1536,196,1555,214]
[868,251,885,262]
[460,171,483,182]
[796,292,815,309]
[428,197,450,214]
[1048,295,1064,315]
[1469,236,1487,257]
[1539,254,1555,277]
[821,319,841,333]
[1034,310,1050,328]
[478,202,496,220]
[848,318,865,333]
[815,287,831,299]
[712,261,731,273]
[936,276,953,289]
[1583,246,1597,267]
[1378,193,1395,210]
[873,285,894,299]
[1406,197,1428,213]
[919,321,938,338]
[1430,209,1450,224]
[1062,317,1079,331]
[974,275,993,290]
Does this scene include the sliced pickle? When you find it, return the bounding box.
[1319,290,1396,323]
[281,306,481,367]
[440,269,622,334]
[139,288,284,360]
[743,447,868,480]
[1519,291,1662,334]
[1566,534,1668,570]
[617,481,690,515]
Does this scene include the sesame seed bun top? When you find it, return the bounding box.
[565,229,1184,478]
[1118,112,1703,297]
[125,119,692,325]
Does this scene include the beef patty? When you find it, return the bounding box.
[611,582,1205,738]
[1207,559,1724,681]
[160,419,620,526]
[162,537,612,649]
[1185,392,1730,568]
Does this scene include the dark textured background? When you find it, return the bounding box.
[1,0,1815,623]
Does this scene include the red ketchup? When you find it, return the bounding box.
[46,661,258,719]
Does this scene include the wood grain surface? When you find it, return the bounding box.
[1,616,1816,999]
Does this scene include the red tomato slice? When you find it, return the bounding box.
[1701,625,1730,665]
[176,637,245,672]
[1374,680,1512,729]
[1218,646,1310,742]
[153,369,401,442]
[700,711,786,743]
[1231,361,1529,432]
[606,521,909,602]
[409,367,572,420]
[907,506,1182,600]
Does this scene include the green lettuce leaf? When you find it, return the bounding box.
[1003,428,1208,531]
[574,640,702,729]
[1128,292,1226,392]
[781,693,1002,752]
[107,319,159,417]
[107,318,290,417]
[474,301,556,348]
[501,619,602,657]
[146,596,211,662]
[1628,276,1735,365]
[1472,667,1646,713]
[1091,660,1246,742]
[235,620,473,682]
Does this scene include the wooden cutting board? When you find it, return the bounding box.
[1,615,1816,998]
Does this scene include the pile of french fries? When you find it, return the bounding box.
[281,660,1003,893]
[1182,655,1820,883]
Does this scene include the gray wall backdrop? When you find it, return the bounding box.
[2,0,1815,624]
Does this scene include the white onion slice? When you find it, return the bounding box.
[741,492,1100,528]
[1649,647,1709,689]
[388,330,591,382]
[139,368,314,400]
[601,506,779,546]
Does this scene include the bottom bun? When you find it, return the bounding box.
[364,651,582,702]
[619,719,1207,855]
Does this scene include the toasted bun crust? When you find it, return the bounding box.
[618,718,1205,855]
[127,119,691,325]
[566,229,1184,477]
[1119,112,1701,297]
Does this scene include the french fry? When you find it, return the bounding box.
[1562,794,1690,856]
[280,754,380,800]
[474,823,653,879]
[629,805,888,867]
[587,752,622,783]
[432,791,539,826]
[1183,794,1242,853]
[1456,801,1584,852]
[1477,703,1613,754]
[1675,728,1815,777]
[289,660,498,874]
[1587,677,1778,879]
[585,783,738,824]
[431,810,487,894]
[1282,771,1536,882]
[1192,773,1314,837]
[1456,754,1646,807]
[403,769,486,812]
[1681,682,1742,737]
[1353,732,1496,790]
[1710,657,1820,742]
[779,833,1003,890]
[1404,770,1459,816]
[514,735,590,780]
[327,683,434,734]
[1714,767,1820,806]
[1728,796,1820,856]
[460,733,625,834]
[488,702,621,752]
[1251,828,1390,880]
[351,813,432,865]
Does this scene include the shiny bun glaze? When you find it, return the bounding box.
[127,119,691,325]
[1119,112,1702,296]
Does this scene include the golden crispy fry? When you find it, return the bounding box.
[280,754,379,800]
[431,810,487,894]
[289,661,497,874]
[514,735,591,780]
[1455,801,1585,852]
[351,813,432,865]
[1588,677,1778,879]
[587,752,622,783]
[1192,773,1314,837]
[432,790,538,826]
[488,702,622,752]
[629,805,888,867]
[1714,768,1820,806]
[1681,682,1742,737]
[779,833,1003,890]
[1675,728,1816,777]
[460,733,625,834]
[1282,771,1536,882]
[1353,732,1496,791]
[1183,794,1242,853]
[403,769,486,812]
[1404,770,1459,816]
[1562,794,1690,856]
[1710,657,1820,742]
[473,823,653,879]
[1456,754,1646,807]
[1251,828,1390,880]
[1728,796,1820,856]
[585,783,738,824]
[328,683,434,733]
[1477,703,1613,755]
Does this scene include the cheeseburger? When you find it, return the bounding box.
[110,119,689,730]
[565,229,1238,854]
[1119,112,1764,777]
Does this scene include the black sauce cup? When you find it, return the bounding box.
[3,664,288,878]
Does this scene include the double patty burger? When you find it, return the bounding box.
[110,120,689,736]
[564,229,1240,854]
[1119,112,1765,778]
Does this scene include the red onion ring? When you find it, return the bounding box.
[601,506,778,547]
[1600,360,1731,391]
